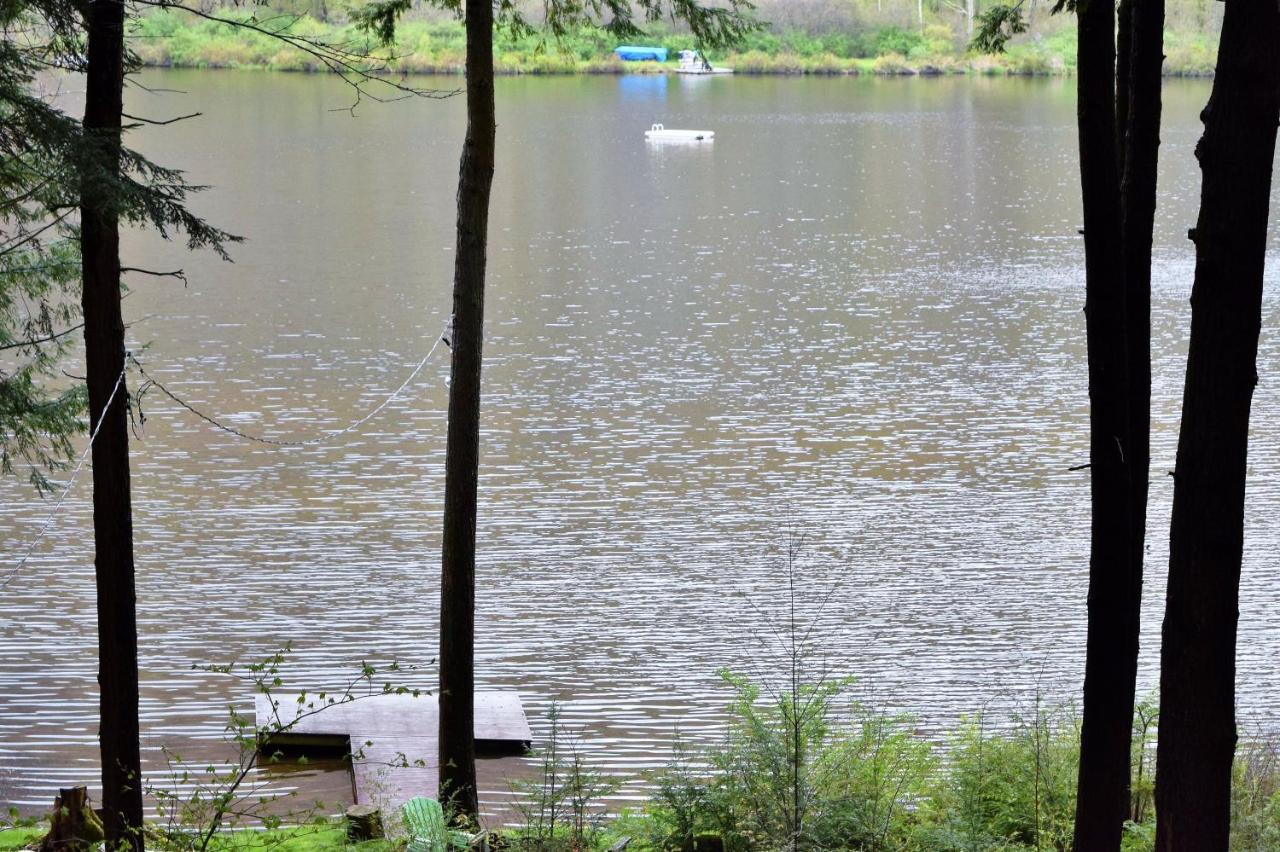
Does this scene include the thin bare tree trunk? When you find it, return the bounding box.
[1071,0,1140,846]
[1155,3,1280,846]
[438,0,496,824]
[1118,0,1164,806]
[80,0,143,846]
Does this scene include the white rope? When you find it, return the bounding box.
[2,320,449,592]
[132,319,450,448]
[0,354,129,594]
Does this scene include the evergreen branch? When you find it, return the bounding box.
[0,209,73,258]
[0,322,83,352]
[127,0,463,105]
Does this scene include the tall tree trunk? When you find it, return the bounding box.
[1155,4,1280,847]
[1115,0,1132,163]
[438,0,496,824]
[81,0,143,848]
[1118,0,1163,798]
[1071,0,1138,846]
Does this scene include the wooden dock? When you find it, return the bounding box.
[255,692,532,811]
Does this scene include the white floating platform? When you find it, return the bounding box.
[645,123,715,142]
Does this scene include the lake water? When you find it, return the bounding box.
[3,71,1279,815]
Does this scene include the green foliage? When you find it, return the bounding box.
[806,707,937,850]
[1,0,238,493]
[1120,820,1155,852]
[510,702,618,851]
[874,25,924,56]
[0,25,87,491]
[1231,738,1280,850]
[970,4,1027,53]
[921,703,1080,851]
[706,670,846,848]
[638,671,935,851]
[129,5,1225,77]
[1129,695,1158,826]
[1162,31,1218,76]
[150,646,427,852]
[643,733,713,850]
[0,817,44,852]
[0,828,42,852]
[352,0,759,55]
[202,824,397,852]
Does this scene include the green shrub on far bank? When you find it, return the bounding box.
[127,9,1219,76]
[1163,31,1218,76]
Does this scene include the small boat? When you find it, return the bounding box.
[676,49,733,75]
[644,123,715,142]
[615,45,669,62]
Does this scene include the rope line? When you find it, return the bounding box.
[131,321,449,448]
[1,354,129,594]
[3,321,449,593]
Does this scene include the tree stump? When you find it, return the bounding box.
[344,804,384,842]
[40,787,104,852]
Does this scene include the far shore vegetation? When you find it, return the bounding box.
[130,0,1223,77]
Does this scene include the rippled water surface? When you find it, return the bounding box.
[3,72,1280,813]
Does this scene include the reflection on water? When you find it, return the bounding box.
[618,73,669,101]
[2,73,1279,814]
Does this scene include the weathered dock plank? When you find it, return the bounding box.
[254,691,530,810]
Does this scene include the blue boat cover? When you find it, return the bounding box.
[614,46,669,62]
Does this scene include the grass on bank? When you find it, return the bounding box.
[0,824,395,852]
[7,693,1278,851]
[127,11,1220,76]
[0,826,43,852]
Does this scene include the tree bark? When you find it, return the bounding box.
[1120,0,1163,546]
[438,0,496,824]
[1155,3,1280,847]
[1071,0,1140,847]
[80,0,144,847]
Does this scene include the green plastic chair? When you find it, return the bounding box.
[401,797,470,851]
[402,797,448,852]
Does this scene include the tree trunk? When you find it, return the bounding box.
[1115,0,1132,163]
[80,0,144,847]
[1071,0,1138,847]
[1155,3,1280,847]
[438,0,496,824]
[1118,0,1163,793]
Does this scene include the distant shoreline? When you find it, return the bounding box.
[132,58,1218,79]
[129,12,1220,79]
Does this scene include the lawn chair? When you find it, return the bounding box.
[401,797,470,852]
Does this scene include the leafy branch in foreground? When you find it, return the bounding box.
[351,0,759,55]
[0,0,243,491]
[128,0,462,109]
[968,2,1029,53]
[151,645,430,852]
